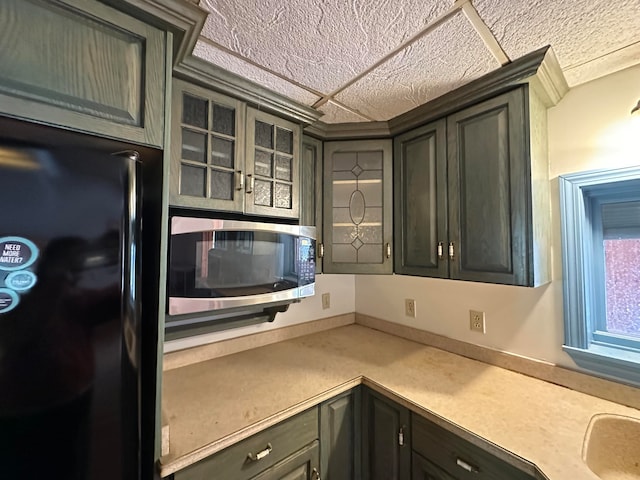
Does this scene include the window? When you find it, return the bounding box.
[559,166,640,387]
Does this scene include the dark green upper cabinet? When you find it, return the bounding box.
[394,119,447,278]
[170,78,245,212]
[323,139,393,274]
[170,79,301,219]
[394,87,551,287]
[245,108,300,219]
[301,136,324,273]
[0,0,166,147]
[447,89,527,284]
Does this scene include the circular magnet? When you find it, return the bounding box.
[0,237,39,271]
[0,288,19,314]
[5,270,37,291]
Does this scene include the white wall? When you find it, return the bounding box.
[165,274,355,350]
[356,63,640,367]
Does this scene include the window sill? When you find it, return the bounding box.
[563,344,640,388]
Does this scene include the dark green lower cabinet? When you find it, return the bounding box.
[251,441,319,480]
[412,453,457,480]
[174,408,318,480]
[412,415,535,480]
[362,388,411,480]
[320,388,361,480]
[172,388,536,480]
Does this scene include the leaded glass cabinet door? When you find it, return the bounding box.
[323,140,393,274]
[170,79,245,212]
[245,108,300,219]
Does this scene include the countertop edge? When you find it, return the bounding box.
[158,377,362,476]
[160,375,547,479]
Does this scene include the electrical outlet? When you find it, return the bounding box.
[469,310,486,333]
[405,299,416,318]
[322,293,330,310]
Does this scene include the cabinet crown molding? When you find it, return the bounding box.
[306,45,569,140]
[103,0,207,67]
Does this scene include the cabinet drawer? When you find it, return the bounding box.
[175,408,319,480]
[412,452,456,480]
[251,440,319,480]
[412,415,534,480]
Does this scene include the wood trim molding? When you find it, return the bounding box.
[104,0,207,66]
[304,46,568,140]
[387,46,566,136]
[527,47,569,108]
[304,120,391,140]
[174,55,322,126]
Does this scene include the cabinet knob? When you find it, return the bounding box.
[247,443,272,462]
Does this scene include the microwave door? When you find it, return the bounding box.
[168,223,312,316]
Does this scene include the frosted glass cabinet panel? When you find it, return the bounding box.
[323,140,392,274]
[170,80,301,219]
[245,108,300,219]
[170,79,245,213]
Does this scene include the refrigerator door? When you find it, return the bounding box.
[0,145,141,480]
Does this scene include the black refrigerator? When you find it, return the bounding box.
[0,137,160,480]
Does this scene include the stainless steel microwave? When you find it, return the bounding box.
[168,217,316,316]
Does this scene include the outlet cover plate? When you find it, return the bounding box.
[322,293,330,310]
[405,299,416,318]
[469,310,485,333]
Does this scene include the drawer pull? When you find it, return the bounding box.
[247,443,272,462]
[456,458,479,473]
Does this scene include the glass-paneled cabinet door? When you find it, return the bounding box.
[245,108,300,219]
[323,140,393,274]
[170,79,245,212]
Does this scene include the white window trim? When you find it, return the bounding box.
[559,166,640,387]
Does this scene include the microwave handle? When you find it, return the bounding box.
[235,170,245,191]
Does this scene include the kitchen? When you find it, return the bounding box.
[1,0,639,479]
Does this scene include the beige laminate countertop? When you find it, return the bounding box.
[160,324,640,479]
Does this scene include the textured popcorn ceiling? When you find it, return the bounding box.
[474,0,640,86]
[317,100,371,124]
[194,0,640,124]
[335,12,499,121]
